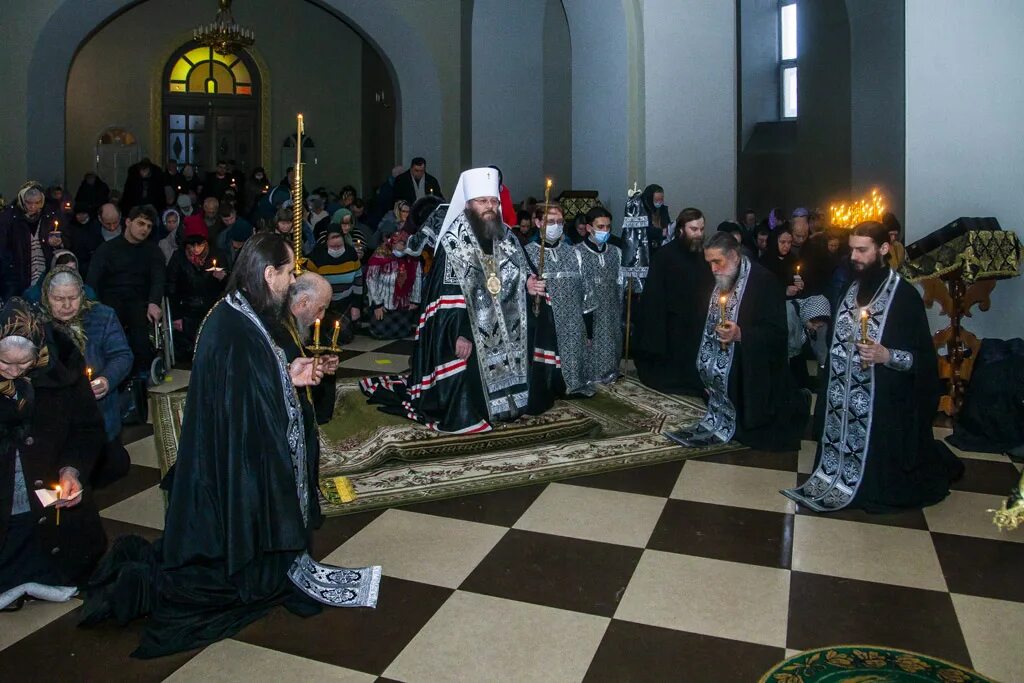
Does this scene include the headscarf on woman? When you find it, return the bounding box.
[365,231,419,309]
[0,298,49,402]
[38,266,94,354]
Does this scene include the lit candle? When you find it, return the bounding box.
[331,319,340,347]
[86,367,93,382]
[212,258,217,269]
[313,318,321,347]
[55,485,62,526]
[719,294,727,323]
[860,308,869,343]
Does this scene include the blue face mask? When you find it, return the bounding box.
[392,249,405,258]
[653,201,664,209]
[593,230,611,244]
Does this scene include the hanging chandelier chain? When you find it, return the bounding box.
[193,0,255,55]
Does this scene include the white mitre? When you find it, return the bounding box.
[436,167,501,246]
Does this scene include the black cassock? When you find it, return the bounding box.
[80,294,378,658]
[633,238,714,395]
[362,215,539,433]
[667,257,808,452]
[784,269,963,512]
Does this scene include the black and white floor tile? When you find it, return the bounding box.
[2,339,1021,682]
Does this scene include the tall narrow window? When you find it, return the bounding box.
[780,1,798,118]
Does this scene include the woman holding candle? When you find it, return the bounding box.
[40,266,133,488]
[0,298,107,611]
[165,222,228,358]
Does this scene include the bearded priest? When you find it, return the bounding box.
[361,168,546,433]
[783,221,963,512]
[665,231,808,451]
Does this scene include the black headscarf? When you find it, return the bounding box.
[641,184,670,231]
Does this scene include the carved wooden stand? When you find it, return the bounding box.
[921,269,996,417]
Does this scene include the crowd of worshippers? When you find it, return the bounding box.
[0,160,962,623]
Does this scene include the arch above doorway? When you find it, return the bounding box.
[162,42,262,175]
[30,0,443,187]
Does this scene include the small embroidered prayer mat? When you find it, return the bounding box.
[759,646,995,683]
[154,377,745,515]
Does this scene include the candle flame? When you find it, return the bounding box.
[860,308,868,319]
[334,320,340,329]
[545,178,552,189]
[828,188,887,229]
[720,295,727,303]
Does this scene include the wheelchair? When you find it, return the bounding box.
[148,297,176,387]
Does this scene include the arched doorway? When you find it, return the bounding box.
[162,42,261,176]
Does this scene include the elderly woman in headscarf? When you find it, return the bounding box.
[22,249,97,303]
[0,299,107,611]
[365,231,422,339]
[158,208,183,264]
[0,181,67,299]
[641,183,671,252]
[39,266,133,487]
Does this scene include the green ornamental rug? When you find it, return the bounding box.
[759,646,996,683]
[153,376,745,515]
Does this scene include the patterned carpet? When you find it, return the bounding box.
[153,373,745,514]
[0,334,1021,682]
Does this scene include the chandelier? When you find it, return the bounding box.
[193,0,254,55]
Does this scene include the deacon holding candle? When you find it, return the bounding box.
[665,231,808,452]
[784,221,964,513]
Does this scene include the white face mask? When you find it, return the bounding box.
[392,249,405,258]
[545,222,563,241]
[327,247,345,258]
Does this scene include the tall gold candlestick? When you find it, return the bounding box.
[313,317,321,348]
[331,319,340,348]
[533,178,553,316]
[293,113,305,274]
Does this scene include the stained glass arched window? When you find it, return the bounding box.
[167,45,253,95]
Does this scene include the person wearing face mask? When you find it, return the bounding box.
[365,231,422,339]
[576,206,624,385]
[306,222,364,329]
[524,202,593,405]
[641,183,670,253]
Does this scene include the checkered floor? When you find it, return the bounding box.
[2,336,1022,682]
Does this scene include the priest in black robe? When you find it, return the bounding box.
[81,234,380,658]
[634,208,714,395]
[666,232,808,451]
[361,168,547,433]
[783,222,963,512]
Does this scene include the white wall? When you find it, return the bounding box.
[562,0,629,221]
[471,0,545,200]
[739,0,778,149]
[644,0,737,225]
[542,0,573,196]
[905,0,1024,340]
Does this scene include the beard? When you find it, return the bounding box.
[682,232,703,253]
[851,254,886,281]
[465,207,505,243]
[254,284,291,341]
[713,261,740,292]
